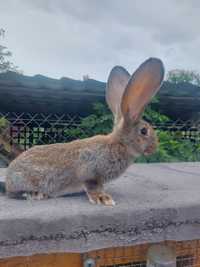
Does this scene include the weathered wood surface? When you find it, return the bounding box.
[0,72,200,120]
[0,253,82,267]
[0,72,105,117]
[0,240,200,267]
[156,81,200,121]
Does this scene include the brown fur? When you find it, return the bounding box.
[5,58,164,205]
[6,119,157,202]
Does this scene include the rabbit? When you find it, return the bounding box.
[5,57,164,206]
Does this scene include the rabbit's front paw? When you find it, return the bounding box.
[87,191,116,206]
[23,192,48,200]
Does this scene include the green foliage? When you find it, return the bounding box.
[136,131,200,163]
[167,69,200,86]
[65,101,199,163]
[0,117,9,131]
[0,28,19,73]
[144,103,169,124]
[64,103,113,139]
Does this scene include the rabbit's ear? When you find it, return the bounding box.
[121,58,164,122]
[106,66,130,124]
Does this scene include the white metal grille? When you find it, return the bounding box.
[84,241,200,267]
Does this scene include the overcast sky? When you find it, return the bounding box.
[0,0,200,81]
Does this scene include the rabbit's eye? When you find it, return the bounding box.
[140,127,148,136]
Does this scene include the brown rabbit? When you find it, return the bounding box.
[5,58,164,206]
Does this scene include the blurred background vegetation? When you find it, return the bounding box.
[64,102,200,163]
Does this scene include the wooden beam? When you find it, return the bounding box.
[0,253,82,267]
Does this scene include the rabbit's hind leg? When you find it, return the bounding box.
[84,179,115,206]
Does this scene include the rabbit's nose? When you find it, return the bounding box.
[144,143,157,155]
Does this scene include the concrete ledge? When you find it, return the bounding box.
[0,162,200,258]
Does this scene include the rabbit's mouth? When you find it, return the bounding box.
[143,144,156,156]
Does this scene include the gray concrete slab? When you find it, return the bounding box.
[0,162,200,258]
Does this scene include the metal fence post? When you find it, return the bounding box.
[83,258,96,267]
[147,244,176,267]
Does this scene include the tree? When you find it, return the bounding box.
[0,28,19,73]
[167,69,200,86]
[83,74,90,81]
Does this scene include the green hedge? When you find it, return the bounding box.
[64,102,200,163]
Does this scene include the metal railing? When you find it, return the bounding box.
[0,112,200,152]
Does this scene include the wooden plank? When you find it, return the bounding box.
[0,253,82,267]
[1,240,200,267]
[86,241,200,267]
[87,245,148,267]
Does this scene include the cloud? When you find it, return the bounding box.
[0,0,200,80]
